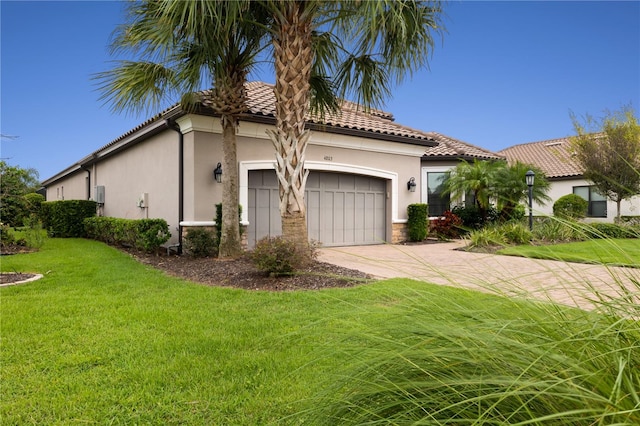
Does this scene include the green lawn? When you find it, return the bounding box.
[2,238,638,424]
[498,238,640,267]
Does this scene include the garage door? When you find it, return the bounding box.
[248,170,386,248]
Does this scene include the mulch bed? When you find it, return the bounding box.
[125,249,374,291]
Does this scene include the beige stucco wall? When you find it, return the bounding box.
[177,115,426,242]
[93,131,180,242]
[45,168,87,201]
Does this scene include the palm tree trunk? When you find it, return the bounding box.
[218,116,242,258]
[214,74,248,259]
[267,1,314,256]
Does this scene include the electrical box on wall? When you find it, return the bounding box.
[138,193,149,208]
[95,186,105,204]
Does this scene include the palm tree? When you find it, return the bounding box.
[444,159,503,220]
[493,162,551,221]
[262,0,445,254]
[95,1,269,258]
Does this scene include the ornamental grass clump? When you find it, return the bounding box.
[298,218,640,425]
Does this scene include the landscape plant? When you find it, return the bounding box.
[183,228,218,258]
[406,203,428,241]
[429,210,462,239]
[250,236,317,276]
[298,234,639,424]
[83,217,170,252]
[0,161,40,227]
[553,193,588,219]
[571,106,640,219]
[40,200,97,237]
[450,204,498,231]
[445,160,550,223]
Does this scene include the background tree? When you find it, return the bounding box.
[570,107,640,220]
[493,162,550,221]
[0,161,40,227]
[96,1,270,258]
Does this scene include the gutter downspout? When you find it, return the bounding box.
[166,119,184,254]
[81,166,91,200]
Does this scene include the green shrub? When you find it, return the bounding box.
[84,217,170,252]
[532,217,584,243]
[451,204,499,231]
[467,226,506,249]
[41,200,96,237]
[22,193,45,222]
[430,210,463,240]
[617,215,640,227]
[501,221,532,244]
[250,236,316,276]
[553,194,588,219]
[406,204,428,242]
[0,223,16,248]
[183,228,218,257]
[585,222,638,239]
[503,203,526,222]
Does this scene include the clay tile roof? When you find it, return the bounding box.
[422,132,504,160]
[498,137,583,178]
[240,81,434,142]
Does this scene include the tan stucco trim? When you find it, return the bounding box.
[176,114,429,157]
[239,160,401,226]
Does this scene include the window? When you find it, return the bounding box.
[573,186,607,217]
[427,172,450,216]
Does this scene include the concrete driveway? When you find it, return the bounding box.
[318,240,640,310]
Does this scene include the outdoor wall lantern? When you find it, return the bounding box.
[407,177,417,192]
[213,162,223,183]
[525,170,535,231]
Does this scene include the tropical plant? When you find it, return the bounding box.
[95,1,270,258]
[445,160,551,223]
[444,159,503,220]
[493,161,551,220]
[570,106,640,219]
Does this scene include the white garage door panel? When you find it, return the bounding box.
[248,170,386,247]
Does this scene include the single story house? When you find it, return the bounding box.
[499,138,639,221]
[42,81,501,249]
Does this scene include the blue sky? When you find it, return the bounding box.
[1,1,639,181]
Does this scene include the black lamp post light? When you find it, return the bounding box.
[526,170,535,231]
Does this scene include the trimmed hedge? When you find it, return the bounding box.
[407,204,428,242]
[585,222,638,239]
[84,217,171,252]
[41,200,97,237]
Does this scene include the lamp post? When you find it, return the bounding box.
[525,170,535,231]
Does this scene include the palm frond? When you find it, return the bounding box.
[94,61,181,116]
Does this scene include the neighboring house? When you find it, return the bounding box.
[499,138,639,221]
[421,133,504,216]
[43,81,458,249]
